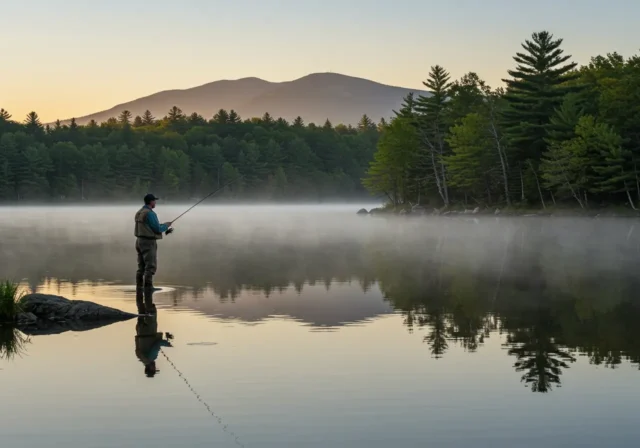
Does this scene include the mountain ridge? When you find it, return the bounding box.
[60,72,429,126]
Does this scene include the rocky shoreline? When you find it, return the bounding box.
[356,206,640,218]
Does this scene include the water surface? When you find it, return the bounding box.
[1,205,639,447]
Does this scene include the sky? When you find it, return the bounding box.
[1,0,639,123]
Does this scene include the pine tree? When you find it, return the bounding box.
[118,110,132,126]
[415,65,453,205]
[167,106,185,122]
[293,116,304,128]
[546,93,585,145]
[357,114,376,133]
[69,118,78,132]
[133,116,144,127]
[24,112,43,134]
[87,119,98,128]
[378,117,388,132]
[228,110,241,123]
[502,31,579,162]
[262,112,274,124]
[188,112,205,125]
[323,119,333,130]
[0,109,11,121]
[54,119,62,131]
[213,109,229,124]
[142,110,155,125]
[393,93,416,119]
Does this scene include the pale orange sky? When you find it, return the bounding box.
[2,0,638,123]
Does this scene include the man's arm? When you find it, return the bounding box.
[146,211,169,234]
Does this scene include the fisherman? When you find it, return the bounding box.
[134,193,173,315]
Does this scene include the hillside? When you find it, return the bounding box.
[62,73,428,126]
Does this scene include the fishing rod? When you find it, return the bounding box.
[165,176,242,233]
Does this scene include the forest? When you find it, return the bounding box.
[365,31,640,210]
[2,30,639,207]
[0,106,380,202]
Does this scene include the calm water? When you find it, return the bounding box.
[1,205,640,447]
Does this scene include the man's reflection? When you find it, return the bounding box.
[135,314,173,378]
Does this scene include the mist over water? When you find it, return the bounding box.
[1,204,637,289]
[2,205,640,447]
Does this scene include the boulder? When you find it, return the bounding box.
[15,312,38,325]
[356,208,369,215]
[20,294,136,323]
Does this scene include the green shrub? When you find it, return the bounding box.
[0,281,25,322]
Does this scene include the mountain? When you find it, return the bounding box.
[63,73,429,126]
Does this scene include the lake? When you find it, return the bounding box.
[1,205,640,447]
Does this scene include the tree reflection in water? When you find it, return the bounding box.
[4,215,640,392]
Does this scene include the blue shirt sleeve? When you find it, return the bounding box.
[146,209,168,234]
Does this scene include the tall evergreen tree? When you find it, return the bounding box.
[502,31,579,162]
[0,109,11,121]
[262,112,274,124]
[213,109,229,124]
[24,112,43,134]
[167,106,185,122]
[393,93,416,119]
[142,110,155,125]
[293,116,304,128]
[133,116,144,127]
[357,114,376,132]
[415,65,453,205]
[118,110,132,126]
[228,110,241,123]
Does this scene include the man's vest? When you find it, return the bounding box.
[134,206,163,239]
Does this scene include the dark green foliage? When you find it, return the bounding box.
[0,280,23,322]
[364,30,640,210]
[0,106,379,201]
[502,31,579,161]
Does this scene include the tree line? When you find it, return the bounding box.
[365,31,640,210]
[0,105,381,201]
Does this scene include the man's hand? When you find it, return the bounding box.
[163,221,173,228]
[165,228,174,235]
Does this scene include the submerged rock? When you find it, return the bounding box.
[19,294,136,324]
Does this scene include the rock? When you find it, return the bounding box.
[399,209,408,215]
[20,294,137,323]
[494,208,501,215]
[472,207,480,214]
[15,312,38,325]
[412,205,427,215]
[356,208,368,215]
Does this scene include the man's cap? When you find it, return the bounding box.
[144,193,159,204]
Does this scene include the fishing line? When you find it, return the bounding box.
[161,348,245,447]
[169,176,243,225]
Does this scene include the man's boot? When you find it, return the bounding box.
[135,273,146,315]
